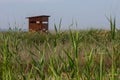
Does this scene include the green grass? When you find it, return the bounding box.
[0,18,120,80]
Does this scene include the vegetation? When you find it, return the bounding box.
[0,18,120,80]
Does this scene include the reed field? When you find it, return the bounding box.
[0,18,120,80]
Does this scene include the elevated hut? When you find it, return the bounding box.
[27,15,50,32]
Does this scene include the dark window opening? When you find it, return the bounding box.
[30,21,36,23]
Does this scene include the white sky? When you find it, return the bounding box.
[0,0,120,30]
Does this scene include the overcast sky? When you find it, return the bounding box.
[0,0,120,30]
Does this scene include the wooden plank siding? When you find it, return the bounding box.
[27,15,50,32]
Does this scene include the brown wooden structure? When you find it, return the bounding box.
[27,15,50,32]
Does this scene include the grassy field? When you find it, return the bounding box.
[0,18,120,80]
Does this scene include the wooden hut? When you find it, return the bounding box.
[27,15,50,32]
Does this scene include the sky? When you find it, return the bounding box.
[0,0,120,30]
